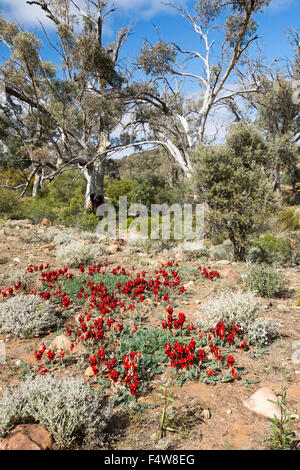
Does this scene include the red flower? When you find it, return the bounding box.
[227,355,235,367]
[47,350,55,361]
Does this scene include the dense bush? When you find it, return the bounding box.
[0,188,19,216]
[0,294,60,338]
[209,242,234,261]
[245,264,285,298]
[278,208,300,231]
[250,233,293,265]
[0,374,113,449]
[193,122,277,261]
[198,290,280,345]
[0,170,99,231]
[106,178,135,208]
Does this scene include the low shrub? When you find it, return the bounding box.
[209,243,234,261]
[174,241,209,260]
[198,290,280,345]
[56,240,103,267]
[278,208,300,231]
[0,374,113,449]
[245,264,285,298]
[0,294,60,338]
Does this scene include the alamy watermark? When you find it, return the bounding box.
[95,196,205,246]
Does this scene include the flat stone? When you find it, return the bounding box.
[243,387,282,419]
[291,350,300,365]
[215,260,231,266]
[84,366,95,377]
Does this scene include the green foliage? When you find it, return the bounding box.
[278,208,300,231]
[106,179,135,208]
[296,287,300,307]
[137,40,177,77]
[155,380,175,440]
[193,123,277,260]
[251,233,293,265]
[245,264,285,298]
[1,170,100,230]
[0,188,19,215]
[267,386,299,450]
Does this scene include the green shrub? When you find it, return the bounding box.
[0,189,19,216]
[296,287,300,307]
[245,264,285,298]
[64,212,99,231]
[192,123,277,260]
[278,208,300,231]
[106,178,135,208]
[251,233,293,265]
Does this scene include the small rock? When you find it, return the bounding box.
[175,252,188,262]
[201,409,211,419]
[291,350,300,366]
[215,260,231,266]
[41,243,55,251]
[221,268,240,283]
[41,218,52,227]
[243,387,282,419]
[106,244,119,255]
[84,366,95,377]
[226,409,232,415]
[49,334,72,352]
[0,424,52,450]
[13,257,20,263]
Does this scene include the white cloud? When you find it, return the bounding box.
[0,0,187,28]
[0,0,56,28]
[113,0,187,19]
[267,0,297,13]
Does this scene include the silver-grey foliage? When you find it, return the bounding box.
[0,294,60,338]
[0,374,113,449]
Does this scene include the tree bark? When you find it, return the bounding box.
[83,157,106,214]
[32,170,41,198]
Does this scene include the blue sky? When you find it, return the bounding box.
[0,0,299,143]
[0,0,299,66]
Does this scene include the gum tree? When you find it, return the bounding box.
[132,0,271,178]
[0,0,132,212]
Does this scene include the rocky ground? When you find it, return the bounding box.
[0,218,300,451]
